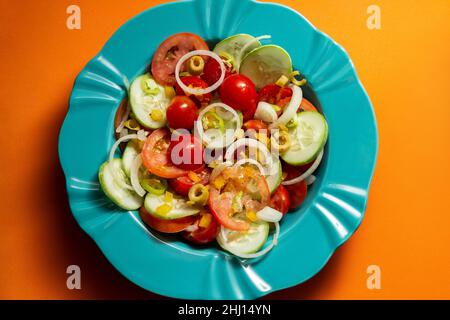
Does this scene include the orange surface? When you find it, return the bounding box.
[0,0,449,300]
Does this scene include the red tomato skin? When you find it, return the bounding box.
[283,164,309,210]
[139,207,196,233]
[201,57,233,86]
[167,134,204,171]
[182,213,219,245]
[166,96,199,130]
[151,33,209,86]
[258,84,280,104]
[169,167,210,196]
[141,128,188,179]
[270,185,291,214]
[175,76,212,107]
[219,74,257,121]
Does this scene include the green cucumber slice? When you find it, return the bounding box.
[122,140,142,177]
[239,45,292,89]
[217,221,269,255]
[213,34,261,67]
[144,192,200,220]
[129,73,170,129]
[266,155,282,194]
[98,159,144,210]
[281,111,328,165]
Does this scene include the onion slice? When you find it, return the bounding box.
[282,149,324,186]
[175,50,226,95]
[220,221,280,259]
[108,130,148,162]
[256,206,283,223]
[115,103,131,133]
[254,101,278,123]
[195,103,241,149]
[224,138,273,174]
[130,154,146,197]
[233,158,265,176]
[269,84,302,129]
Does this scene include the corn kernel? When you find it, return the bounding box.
[156,203,172,216]
[246,210,258,222]
[276,75,290,87]
[188,171,201,183]
[150,109,164,122]
[164,86,176,99]
[164,191,173,203]
[199,214,212,228]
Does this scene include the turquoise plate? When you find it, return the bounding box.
[58,0,378,299]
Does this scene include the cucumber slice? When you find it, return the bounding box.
[281,111,328,165]
[129,73,170,129]
[217,221,269,255]
[266,155,282,194]
[144,192,200,220]
[122,140,142,177]
[213,34,261,66]
[98,159,144,210]
[239,45,292,89]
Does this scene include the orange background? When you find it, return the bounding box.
[0,0,449,299]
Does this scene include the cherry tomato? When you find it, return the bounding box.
[208,166,270,231]
[270,185,290,214]
[182,212,219,244]
[139,207,196,233]
[169,167,210,196]
[282,164,308,210]
[258,84,318,114]
[257,84,280,104]
[141,128,188,178]
[219,74,257,121]
[166,96,198,130]
[167,134,204,171]
[151,33,209,86]
[175,76,212,107]
[201,56,234,86]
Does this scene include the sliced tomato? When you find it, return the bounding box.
[208,166,270,231]
[270,185,290,214]
[243,119,269,132]
[258,84,318,113]
[169,167,210,196]
[141,128,188,178]
[139,207,196,233]
[283,164,308,210]
[182,212,218,244]
[299,98,318,112]
[151,33,209,86]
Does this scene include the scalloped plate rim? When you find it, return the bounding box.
[58,0,378,300]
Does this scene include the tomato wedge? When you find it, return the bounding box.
[169,167,210,196]
[139,207,196,233]
[283,164,308,210]
[208,166,270,231]
[182,212,219,244]
[141,128,189,178]
[151,33,209,86]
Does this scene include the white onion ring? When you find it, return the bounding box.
[195,103,241,149]
[130,154,146,197]
[115,102,130,133]
[306,174,316,186]
[224,138,273,174]
[175,50,225,95]
[269,84,303,129]
[108,130,148,162]
[233,158,265,176]
[256,206,283,223]
[236,35,272,72]
[282,149,324,186]
[254,101,278,123]
[220,221,280,259]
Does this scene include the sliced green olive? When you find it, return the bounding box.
[188,184,209,206]
[187,55,205,76]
